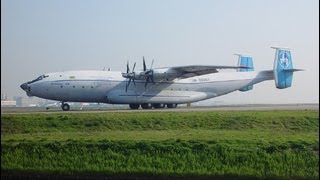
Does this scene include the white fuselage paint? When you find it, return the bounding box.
[26,70,274,104]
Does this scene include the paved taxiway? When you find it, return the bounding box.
[1,103,318,114]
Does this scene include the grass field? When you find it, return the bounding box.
[1,110,319,179]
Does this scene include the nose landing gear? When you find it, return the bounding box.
[61,102,70,111]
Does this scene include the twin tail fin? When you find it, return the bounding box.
[235,54,254,91]
[271,47,303,89]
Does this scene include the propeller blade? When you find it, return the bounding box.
[128,78,132,86]
[143,56,146,71]
[132,62,136,72]
[126,78,132,92]
[145,76,149,88]
[133,79,136,87]
[127,61,130,73]
[151,71,155,84]
[150,59,154,69]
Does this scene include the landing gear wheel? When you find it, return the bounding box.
[167,104,178,108]
[152,103,165,109]
[129,104,140,109]
[141,103,152,109]
[61,103,70,111]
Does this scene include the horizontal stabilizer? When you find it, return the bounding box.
[283,68,304,72]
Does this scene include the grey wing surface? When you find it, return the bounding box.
[162,65,249,80]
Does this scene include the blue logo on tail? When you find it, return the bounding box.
[278,51,291,69]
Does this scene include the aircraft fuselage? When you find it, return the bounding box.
[21,70,273,105]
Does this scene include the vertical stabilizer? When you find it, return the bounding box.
[271,47,298,89]
[235,54,254,91]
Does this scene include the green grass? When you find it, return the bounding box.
[2,140,318,178]
[1,110,319,178]
[2,110,319,132]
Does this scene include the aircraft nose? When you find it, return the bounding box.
[20,83,28,91]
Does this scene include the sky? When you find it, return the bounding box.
[1,0,319,104]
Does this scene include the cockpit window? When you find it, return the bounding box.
[28,75,49,84]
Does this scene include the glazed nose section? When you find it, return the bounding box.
[20,83,29,91]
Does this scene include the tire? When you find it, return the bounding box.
[61,103,70,111]
[129,104,140,109]
[152,103,165,109]
[167,103,178,108]
[141,103,152,109]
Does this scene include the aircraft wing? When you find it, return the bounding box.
[164,65,249,80]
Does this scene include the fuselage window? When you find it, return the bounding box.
[73,85,75,88]
[82,86,84,88]
[61,86,63,88]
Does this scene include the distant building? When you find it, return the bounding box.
[1,100,16,107]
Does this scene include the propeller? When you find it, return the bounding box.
[122,61,136,92]
[143,57,155,88]
[143,56,147,71]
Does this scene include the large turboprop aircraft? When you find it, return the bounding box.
[20,47,302,111]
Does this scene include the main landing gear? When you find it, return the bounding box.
[167,103,178,108]
[129,104,140,109]
[129,103,177,110]
[61,102,70,111]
